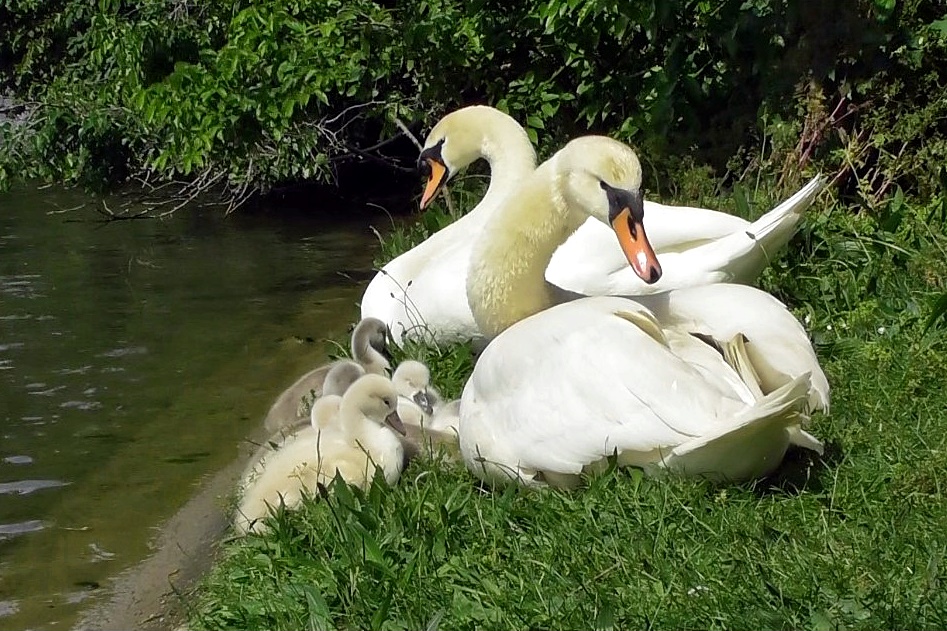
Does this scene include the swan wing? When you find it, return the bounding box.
[459,297,748,483]
[546,176,825,297]
[633,283,830,412]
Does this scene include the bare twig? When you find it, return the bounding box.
[392,117,423,151]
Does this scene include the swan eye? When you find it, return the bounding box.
[417,158,431,177]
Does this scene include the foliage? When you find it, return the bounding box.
[3,0,946,206]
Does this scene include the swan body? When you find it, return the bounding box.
[263,318,389,433]
[398,396,461,461]
[236,374,406,534]
[239,392,344,495]
[459,136,826,487]
[462,297,815,487]
[361,105,825,345]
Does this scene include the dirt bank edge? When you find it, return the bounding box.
[73,456,245,631]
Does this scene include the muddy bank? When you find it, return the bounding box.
[73,455,248,631]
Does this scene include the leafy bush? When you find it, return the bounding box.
[2,0,945,206]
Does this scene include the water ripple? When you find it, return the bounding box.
[2,455,33,465]
[0,274,44,299]
[27,384,66,396]
[0,520,47,540]
[0,599,19,617]
[60,400,102,411]
[97,345,148,358]
[0,479,70,495]
[56,365,93,375]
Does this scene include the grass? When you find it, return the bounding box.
[186,169,947,630]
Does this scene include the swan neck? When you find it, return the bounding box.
[467,161,584,337]
[339,401,372,443]
[471,131,537,220]
[353,342,388,374]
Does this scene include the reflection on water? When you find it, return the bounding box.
[0,185,382,629]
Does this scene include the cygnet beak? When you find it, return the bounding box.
[385,409,407,436]
[412,389,435,416]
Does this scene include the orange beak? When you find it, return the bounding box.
[611,207,662,284]
[419,159,447,210]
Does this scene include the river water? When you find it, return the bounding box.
[0,185,385,629]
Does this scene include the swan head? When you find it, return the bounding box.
[344,374,406,436]
[392,360,435,415]
[417,105,532,209]
[556,136,662,284]
[323,360,366,397]
[351,317,391,372]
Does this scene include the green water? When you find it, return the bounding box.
[0,185,382,629]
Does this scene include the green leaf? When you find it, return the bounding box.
[930,18,947,36]
[302,585,332,631]
[923,292,947,334]
[526,114,545,130]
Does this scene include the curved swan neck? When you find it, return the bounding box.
[442,108,536,222]
[338,400,373,443]
[478,129,536,209]
[467,158,585,338]
[352,338,389,374]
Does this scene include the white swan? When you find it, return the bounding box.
[361,108,536,344]
[263,317,389,433]
[236,374,406,535]
[459,136,827,488]
[361,105,825,345]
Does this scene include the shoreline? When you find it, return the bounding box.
[73,455,247,631]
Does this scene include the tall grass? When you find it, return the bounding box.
[187,168,947,630]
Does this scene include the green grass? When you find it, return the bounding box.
[186,173,947,630]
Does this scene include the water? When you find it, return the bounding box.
[0,185,383,629]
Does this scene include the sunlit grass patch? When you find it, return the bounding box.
[189,175,947,630]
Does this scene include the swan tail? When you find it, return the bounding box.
[731,175,826,280]
[660,373,819,482]
[720,332,765,399]
[613,308,669,347]
[787,427,825,454]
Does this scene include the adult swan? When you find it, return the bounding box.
[459,136,828,488]
[361,106,825,345]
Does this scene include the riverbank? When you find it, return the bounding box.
[73,457,243,631]
[179,176,947,629]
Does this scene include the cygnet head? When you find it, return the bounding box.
[350,317,391,373]
[392,360,435,415]
[342,374,406,436]
[555,136,662,285]
[323,360,366,397]
[417,106,534,209]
